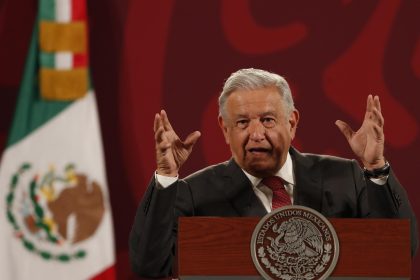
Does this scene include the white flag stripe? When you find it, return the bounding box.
[56,0,72,23]
[0,92,115,279]
[55,52,73,69]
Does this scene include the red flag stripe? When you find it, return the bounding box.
[90,265,116,280]
[73,53,88,67]
[72,0,89,67]
[72,0,86,20]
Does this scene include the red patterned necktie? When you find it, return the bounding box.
[261,176,291,210]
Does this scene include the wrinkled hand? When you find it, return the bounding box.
[335,95,386,170]
[154,110,201,176]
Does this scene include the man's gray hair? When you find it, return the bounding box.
[218,68,295,119]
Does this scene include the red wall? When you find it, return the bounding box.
[1,0,419,279]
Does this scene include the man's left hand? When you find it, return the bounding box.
[335,95,386,170]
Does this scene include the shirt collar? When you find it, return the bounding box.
[242,152,294,188]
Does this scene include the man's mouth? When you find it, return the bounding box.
[247,147,271,154]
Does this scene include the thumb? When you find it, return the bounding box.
[335,120,354,141]
[183,131,201,149]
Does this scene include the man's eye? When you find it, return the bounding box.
[262,118,276,127]
[236,120,249,128]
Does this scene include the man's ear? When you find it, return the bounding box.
[218,115,230,144]
[289,109,300,140]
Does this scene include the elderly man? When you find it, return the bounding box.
[129,68,418,278]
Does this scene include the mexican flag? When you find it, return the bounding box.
[0,0,115,279]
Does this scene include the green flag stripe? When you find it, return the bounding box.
[7,18,71,147]
[39,0,55,21]
[39,52,55,68]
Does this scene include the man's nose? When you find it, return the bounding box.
[248,120,265,141]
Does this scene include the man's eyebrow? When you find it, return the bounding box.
[234,114,249,119]
[232,111,277,119]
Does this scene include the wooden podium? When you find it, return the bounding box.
[178,217,411,279]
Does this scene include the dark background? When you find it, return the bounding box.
[1,0,419,279]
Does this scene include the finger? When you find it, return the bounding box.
[366,94,374,113]
[335,120,354,141]
[155,131,171,152]
[373,95,381,112]
[367,107,384,125]
[371,124,384,140]
[183,131,201,149]
[155,126,172,148]
[153,113,161,132]
[155,112,166,134]
[155,126,166,143]
[160,110,174,131]
[363,95,374,121]
[371,108,384,127]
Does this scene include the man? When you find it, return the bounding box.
[129,68,418,278]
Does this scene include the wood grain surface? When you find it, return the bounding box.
[178,217,410,277]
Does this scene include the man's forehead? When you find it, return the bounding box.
[229,86,280,97]
[227,91,282,107]
[226,93,283,113]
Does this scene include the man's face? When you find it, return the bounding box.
[218,86,299,177]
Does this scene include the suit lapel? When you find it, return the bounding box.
[290,147,323,212]
[221,159,267,217]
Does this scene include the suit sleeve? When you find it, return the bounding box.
[366,167,419,256]
[129,176,194,278]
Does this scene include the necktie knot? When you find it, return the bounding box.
[261,176,291,210]
[261,176,285,191]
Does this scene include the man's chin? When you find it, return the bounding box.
[244,162,278,177]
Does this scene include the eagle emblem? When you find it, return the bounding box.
[251,206,339,280]
[268,217,323,259]
[5,163,105,262]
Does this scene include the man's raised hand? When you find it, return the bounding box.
[335,95,386,170]
[154,110,201,176]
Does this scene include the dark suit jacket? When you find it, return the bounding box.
[129,148,418,278]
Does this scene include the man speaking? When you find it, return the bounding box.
[129,68,418,278]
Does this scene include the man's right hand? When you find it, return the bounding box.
[154,110,201,177]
